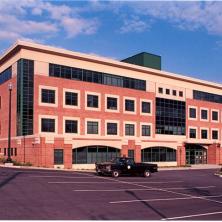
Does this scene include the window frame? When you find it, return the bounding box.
[85,91,101,111]
[39,85,58,107]
[140,123,152,137]
[105,120,119,136]
[200,128,209,139]
[188,106,197,120]
[200,108,209,121]
[63,117,80,135]
[123,97,137,114]
[105,94,119,113]
[211,109,219,123]
[140,99,152,116]
[85,118,101,136]
[211,128,219,140]
[124,121,136,137]
[63,88,80,109]
[39,115,58,134]
[188,127,197,139]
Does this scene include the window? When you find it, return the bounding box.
[41,118,55,132]
[142,147,176,162]
[0,96,1,109]
[14,148,17,156]
[41,89,55,104]
[189,108,196,119]
[212,130,218,140]
[172,90,177,96]
[49,63,146,91]
[201,129,208,139]
[0,67,12,85]
[73,146,120,164]
[193,90,222,104]
[141,101,151,113]
[65,120,78,133]
[54,149,64,164]
[179,91,183,97]
[125,99,135,112]
[11,148,13,156]
[128,150,135,160]
[87,95,98,108]
[158,87,163,94]
[65,92,78,106]
[189,128,196,138]
[4,148,6,156]
[125,124,135,136]
[107,97,117,110]
[107,123,117,135]
[201,109,208,120]
[156,98,186,135]
[212,111,218,121]
[142,125,151,136]
[87,121,98,134]
[17,59,34,136]
[166,89,170,95]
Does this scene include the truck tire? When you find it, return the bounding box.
[112,170,119,178]
[144,170,151,177]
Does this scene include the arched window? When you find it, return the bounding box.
[142,147,176,162]
[73,146,120,164]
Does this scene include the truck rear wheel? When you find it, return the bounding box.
[144,170,151,177]
[112,170,119,178]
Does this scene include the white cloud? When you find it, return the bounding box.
[120,16,151,33]
[125,1,222,36]
[61,17,99,38]
[0,0,99,43]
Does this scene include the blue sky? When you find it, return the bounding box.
[0,0,222,83]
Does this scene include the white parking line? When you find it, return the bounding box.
[161,211,222,220]
[48,180,183,184]
[30,176,99,179]
[73,186,215,192]
[109,194,222,204]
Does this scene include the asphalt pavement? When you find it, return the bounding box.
[0,167,221,220]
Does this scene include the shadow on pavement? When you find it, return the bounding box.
[0,171,21,189]
[125,190,167,219]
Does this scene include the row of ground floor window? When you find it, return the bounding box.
[54,145,208,165]
[0,144,211,165]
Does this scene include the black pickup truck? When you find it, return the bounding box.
[95,157,158,177]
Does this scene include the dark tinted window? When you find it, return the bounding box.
[158,87,163,94]
[142,147,176,162]
[189,128,196,138]
[125,99,135,112]
[107,97,117,110]
[41,89,55,104]
[87,95,98,108]
[125,124,135,136]
[173,90,177,96]
[156,98,186,135]
[142,101,151,113]
[189,108,196,118]
[201,109,208,120]
[65,92,78,106]
[166,89,170,95]
[193,90,222,104]
[65,120,78,133]
[87,121,98,134]
[201,129,208,139]
[41,118,55,132]
[142,125,151,136]
[212,111,218,121]
[179,91,183,97]
[212,130,218,140]
[54,149,63,164]
[0,67,12,85]
[107,123,117,135]
[49,63,146,91]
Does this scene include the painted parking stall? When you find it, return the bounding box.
[0,167,221,220]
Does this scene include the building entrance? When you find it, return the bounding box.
[186,144,207,164]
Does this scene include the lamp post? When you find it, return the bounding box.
[6,82,12,163]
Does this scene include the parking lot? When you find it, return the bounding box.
[0,167,221,220]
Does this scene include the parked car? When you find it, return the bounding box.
[95,157,158,177]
